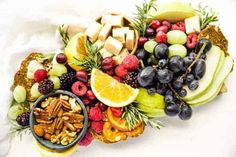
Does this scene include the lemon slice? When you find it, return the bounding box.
[34,140,77,157]
[91,69,139,107]
[64,33,88,71]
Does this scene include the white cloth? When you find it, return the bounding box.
[0,0,236,157]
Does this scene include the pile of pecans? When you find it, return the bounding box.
[33,95,84,145]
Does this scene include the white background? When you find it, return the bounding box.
[0,0,236,157]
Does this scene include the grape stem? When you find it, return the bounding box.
[180,43,207,80]
[167,83,186,106]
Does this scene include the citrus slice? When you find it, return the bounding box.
[64,33,88,71]
[34,140,77,157]
[107,107,141,131]
[91,69,139,107]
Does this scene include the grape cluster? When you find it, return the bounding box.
[136,19,213,120]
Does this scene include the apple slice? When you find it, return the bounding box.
[136,103,165,117]
[148,2,196,22]
[187,55,234,106]
[183,46,223,101]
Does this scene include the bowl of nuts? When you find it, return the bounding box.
[29,90,88,151]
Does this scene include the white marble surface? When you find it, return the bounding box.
[0,0,236,157]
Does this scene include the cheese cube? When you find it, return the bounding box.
[112,48,129,65]
[185,16,201,34]
[100,48,113,58]
[112,28,125,44]
[101,15,124,27]
[104,36,123,55]
[99,23,112,41]
[85,21,102,43]
[93,39,105,48]
[126,30,134,50]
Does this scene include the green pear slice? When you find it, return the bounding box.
[187,55,234,106]
[148,2,196,22]
[136,103,165,117]
[183,46,222,101]
[136,88,165,109]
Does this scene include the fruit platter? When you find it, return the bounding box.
[6,0,234,156]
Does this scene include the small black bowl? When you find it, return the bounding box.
[30,90,88,151]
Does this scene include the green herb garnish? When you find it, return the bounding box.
[196,3,219,29]
[59,24,70,47]
[122,104,163,130]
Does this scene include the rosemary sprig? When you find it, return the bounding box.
[72,41,102,72]
[122,104,163,130]
[132,0,157,36]
[196,3,219,29]
[37,53,55,63]
[8,122,30,140]
[59,24,70,47]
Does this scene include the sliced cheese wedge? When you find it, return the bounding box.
[99,48,113,58]
[104,36,123,55]
[112,28,125,44]
[112,48,129,65]
[94,40,105,48]
[99,23,112,41]
[185,16,201,34]
[85,21,102,43]
[126,30,134,50]
[101,15,124,27]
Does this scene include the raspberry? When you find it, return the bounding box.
[186,33,198,49]
[155,31,167,43]
[91,121,104,133]
[171,22,186,32]
[115,65,128,78]
[113,76,122,82]
[78,130,93,146]
[151,19,161,29]
[122,55,139,71]
[110,107,122,117]
[34,69,47,82]
[89,107,103,121]
[162,20,171,29]
[156,25,168,33]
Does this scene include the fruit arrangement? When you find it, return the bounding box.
[7,0,234,156]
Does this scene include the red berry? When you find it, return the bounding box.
[89,107,103,121]
[56,53,67,64]
[98,102,107,111]
[82,97,92,105]
[34,69,47,82]
[76,70,88,83]
[122,55,139,71]
[91,121,104,133]
[78,130,93,146]
[115,65,128,78]
[151,20,161,29]
[86,79,91,87]
[105,69,114,76]
[186,33,198,49]
[113,76,122,82]
[101,57,115,71]
[71,81,87,96]
[155,31,167,43]
[110,107,122,117]
[156,25,168,33]
[138,37,148,46]
[162,20,171,29]
[171,22,186,32]
[86,90,96,101]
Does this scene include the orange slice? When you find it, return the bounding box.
[91,69,139,107]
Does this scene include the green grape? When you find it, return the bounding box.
[8,104,25,120]
[13,85,26,103]
[30,83,42,98]
[48,64,67,77]
[168,44,187,58]
[167,30,187,45]
[48,75,61,89]
[144,40,157,53]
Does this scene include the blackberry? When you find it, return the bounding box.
[123,71,139,88]
[38,79,54,95]
[16,112,30,126]
[60,72,76,90]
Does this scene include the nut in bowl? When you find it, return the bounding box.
[30,90,88,151]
